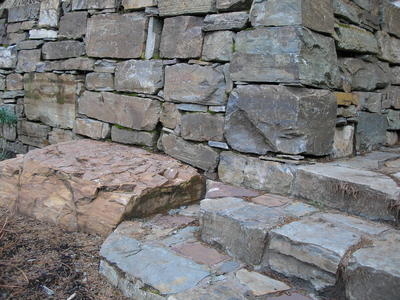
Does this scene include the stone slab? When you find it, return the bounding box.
[236,269,290,296]
[158,0,216,16]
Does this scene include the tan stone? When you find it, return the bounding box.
[0,140,205,236]
[335,92,359,106]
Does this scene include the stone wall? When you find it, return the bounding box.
[0,0,399,183]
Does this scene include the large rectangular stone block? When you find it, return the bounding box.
[74,118,110,140]
[334,23,378,54]
[42,41,86,60]
[24,73,78,129]
[381,1,400,39]
[250,0,334,35]
[181,113,225,142]
[8,4,40,23]
[224,85,337,156]
[122,0,157,9]
[59,12,87,39]
[111,126,158,147]
[16,49,41,73]
[230,26,339,88]
[158,0,216,16]
[356,112,388,152]
[18,120,50,148]
[376,31,400,64]
[78,91,161,131]
[217,0,252,11]
[86,13,148,59]
[38,0,60,28]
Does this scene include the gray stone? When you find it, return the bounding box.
[6,73,23,91]
[164,64,227,105]
[383,86,400,109]
[48,128,75,144]
[387,110,400,130]
[158,0,216,16]
[29,29,58,39]
[16,49,41,73]
[203,12,248,31]
[381,1,400,39]
[208,141,229,150]
[230,26,339,88]
[354,92,382,113]
[94,60,116,73]
[86,73,114,91]
[59,11,87,39]
[7,32,27,45]
[176,104,208,112]
[79,91,161,131]
[86,13,147,59]
[339,57,390,91]
[225,85,336,156]
[334,23,379,54]
[38,0,60,28]
[111,126,157,147]
[42,41,85,60]
[181,113,225,142]
[217,0,252,11]
[17,40,44,50]
[160,103,180,129]
[145,17,162,60]
[74,118,110,140]
[24,73,77,129]
[0,46,17,69]
[115,60,164,94]
[250,0,334,35]
[0,138,28,154]
[392,66,400,85]
[292,163,399,222]
[160,134,219,172]
[122,0,157,9]
[8,4,40,23]
[18,120,50,148]
[200,197,316,265]
[202,31,234,62]
[41,57,95,71]
[72,0,117,10]
[376,31,400,64]
[0,75,5,91]
[332,125,354,158]
[356,112,388,151]
[333,0,362,25]
[218,152,297,194]
[386,131,398,146]
[160,16,203,59]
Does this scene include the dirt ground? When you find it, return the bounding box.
[0,207,129,300]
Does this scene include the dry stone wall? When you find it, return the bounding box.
[0,0,399,180]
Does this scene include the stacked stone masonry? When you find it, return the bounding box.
[0,0,399,180]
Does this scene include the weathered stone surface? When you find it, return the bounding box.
[203,12,248,31]
[225,85,336,156]
[230,26,339,88]
[177,104,208,112]
[160,16,203,59]
[376,31,400,64]
[339,57,390,91]
[0,156,22,209]
[164,64,227,105]
[115,60,163,94]
[218,152,297,194]
[59,11,87,39]
[386,131,398,146]
[145,17,162,60]
[387,110,400,130]
[332,125,354,158]
[79,91,161,131]
[160,103,180,130]
[344,232,400,300]
[334,23,378,54]
[6,73,23,91]
[48,128,75,144]
[29,29,57,39]
[86,13,147,59]
[17,40,43,50]
[7,32,26,44]
[41,57,95,72]
[72,0,117,10]
[18,120,50,148]
[250,0,334,35]
[74,118,110,140]
[392,66,400,85]
[0,140,205,235]
[16,49,41,73]
[383,86,400,109]
[356,112,388,151]
[39,0,60,28]
[269,213,389,290]
[354,92,382,113]
[122,0,157,9]
[24,73,78,129]
[333,0,362,25]
[0,75,5,91]
[292,163,399,222]
[160,134,219,172]
[158,0,216,16]
[200,197,317,265]
[85,72,114,91]
[217,0,252,11]
[381,1,400,39]
[111,126,157,147]
[42,41,85,60]
[202,31,234,62]
[94,59,116,73]
[205,180,260,199]
[0,46,17,69]
[8,4,40,23]
[181,113,225,142]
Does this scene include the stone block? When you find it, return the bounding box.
[181,113,225,142]
[230,26,339,88]
[86,13,148,59]
[392,66,400,85]
[376,31,400,64]
[334,23,378,54]
[354,92,382,113]
[158,0,216,16]
[383,86,400,109]
[202,31,234,62]
[39,0,60,28]
[0,46,17,69]
[203,12,248,31]
[333,0,362,25]
[79,91,161,131]
[94,60,116,73]
[115,60,163,94]
[225,85,336,156]
[160,134,219,172]
[335,92,359,106]
[6,73,23,91]
[59,11,87,39]
[8,4,40,23]
[160,16,203,59]
[17,40,44,50]
[217,0,252,11]
[41,57,95,72]
[42,41,85,60]
[29,29,58,40]
[356,112,388,151]
[218,152,297,194]
[122,0,157,9]
[74,118,110,140]
[72,0,117,10]
[332,125,354,158]
[381,1,400,39]
[387,110,400,130]
[111,126,158,147]
[164,64,227,105]
[18,120,50,148]
[386,131,398,146]
[160,102,180,129]
[250,0,334,35]
[145,17,162,60]
[85,73,114,91]
[24,73,78,129]
[7,32,27,44]
[48,128,75,144]
[16,49,41,73]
